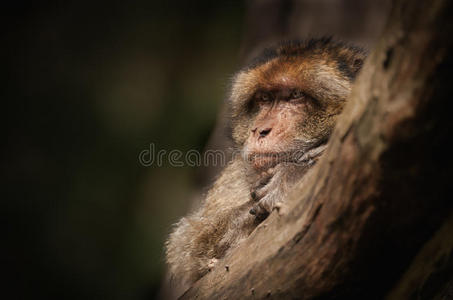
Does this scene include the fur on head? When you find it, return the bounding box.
[228,38,366,169]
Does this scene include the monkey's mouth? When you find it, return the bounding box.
[247,143,327,170]
[247,152,294,169]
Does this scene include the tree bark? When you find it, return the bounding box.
[181,0,453,299]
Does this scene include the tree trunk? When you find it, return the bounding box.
[181,0,453,298]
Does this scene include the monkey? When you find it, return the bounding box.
[165,38,366,290]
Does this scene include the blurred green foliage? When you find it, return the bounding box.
[3,1,244,298]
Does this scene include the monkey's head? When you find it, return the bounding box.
[230,38,366,170]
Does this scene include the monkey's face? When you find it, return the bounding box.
[230,54,356,170]
[244,86,325,169]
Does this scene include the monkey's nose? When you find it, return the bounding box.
[259,128,272,138]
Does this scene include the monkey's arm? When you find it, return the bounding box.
[165,158,257,287]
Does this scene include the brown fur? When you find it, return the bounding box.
[165,38,366,290]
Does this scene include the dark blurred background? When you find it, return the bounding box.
[2,1,389,299]
[3,1,244,299]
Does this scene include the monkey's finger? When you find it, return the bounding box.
[249,205,269,221]
[256,174,272,187]
[249,205,266,215]
[266,167,275,175]
[251,185,269,201]
[251,176,273,200]
[259,201,272,214]
[251,191,258,201]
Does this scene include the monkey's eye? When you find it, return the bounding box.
[256,91,273,102]
[290,89,303,99]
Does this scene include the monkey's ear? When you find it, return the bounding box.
[338,54,366,80]
[351,57,364,77]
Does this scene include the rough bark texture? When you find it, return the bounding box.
[181,0,453,299]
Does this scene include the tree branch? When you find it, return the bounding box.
[182,0,453,298]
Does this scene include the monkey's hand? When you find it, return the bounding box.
[249,163,292,219]
[249,145,325,219]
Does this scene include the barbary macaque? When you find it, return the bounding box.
[166,38,366,288]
